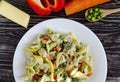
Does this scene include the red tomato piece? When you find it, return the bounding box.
[39,69,44,75]
[43,36,49,41]
[53,74,57,81]
[53,46,61,51]
[33,74,39,80]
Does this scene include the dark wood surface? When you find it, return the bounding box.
[0,0,120,82]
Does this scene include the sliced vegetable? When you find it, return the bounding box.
[27,0,65,16]
[39,69,44,75]
[43,36,49,41]
[33,74,39,80]
[64,0,111,15]
[53,74,57,81]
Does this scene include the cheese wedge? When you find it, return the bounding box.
[0,0,30,28]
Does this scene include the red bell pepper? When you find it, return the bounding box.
[33,74,39,80]
[27,0,65,16]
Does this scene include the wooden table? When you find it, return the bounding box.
[0,0,120,82]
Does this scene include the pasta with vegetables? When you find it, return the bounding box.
[22,29,94,82]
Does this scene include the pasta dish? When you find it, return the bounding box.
[22,29,94,82]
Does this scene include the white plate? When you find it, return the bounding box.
[13,18,107,82]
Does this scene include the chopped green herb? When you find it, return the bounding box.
[80,66,85,70]
[39,34,45,38]
[34,67,39,73]
[62,62,66,67]
[47,28,53,34]
[41,44,46,48]
[59,35,64,40]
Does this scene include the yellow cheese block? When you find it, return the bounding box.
[0,0,30,28]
